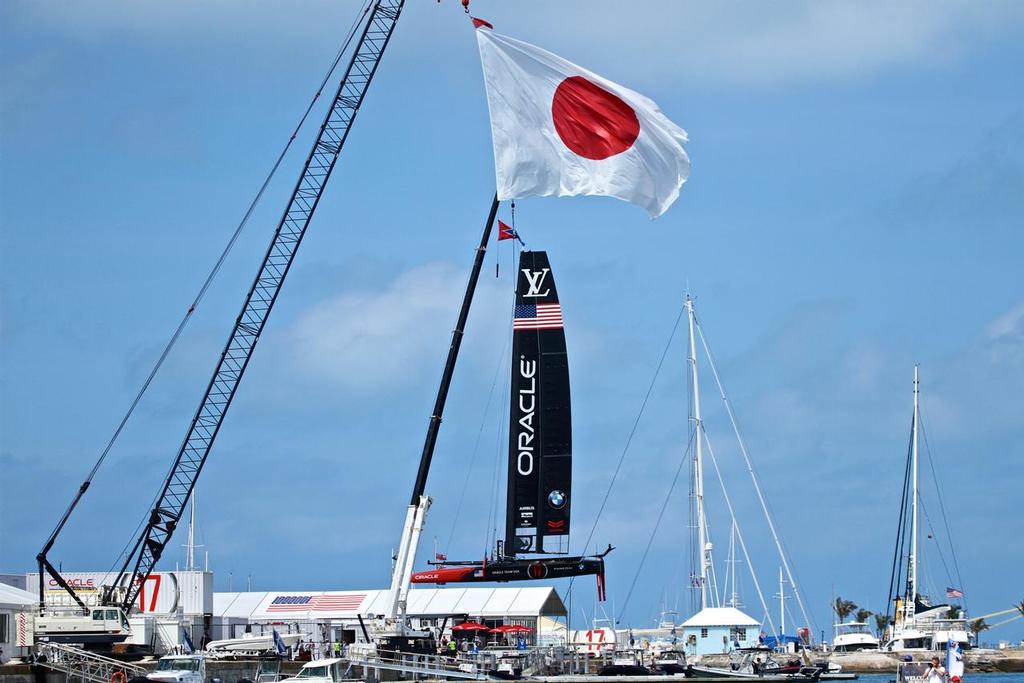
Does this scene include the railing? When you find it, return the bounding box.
[345,646,497,680]
[34,643,148,683]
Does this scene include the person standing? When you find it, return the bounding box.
[925,656,947,683]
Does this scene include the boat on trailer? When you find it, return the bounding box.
[206,631,304,653]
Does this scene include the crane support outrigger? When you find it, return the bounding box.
[35,0,405,644]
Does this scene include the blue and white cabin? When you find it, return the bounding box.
[681,607,760,655]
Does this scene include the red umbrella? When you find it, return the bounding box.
[452,621,491,632]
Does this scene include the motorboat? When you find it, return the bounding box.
[598,651,650,676]
[206,631,303,653]
[652,648,688,675]
[688,652,823,679]
[832,622,879,652]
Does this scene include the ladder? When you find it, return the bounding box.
[35,643,149,683]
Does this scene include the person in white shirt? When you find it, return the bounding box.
[925,656,947,683]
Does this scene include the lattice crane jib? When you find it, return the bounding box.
[69,0,406,612]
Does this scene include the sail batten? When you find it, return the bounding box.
[505,251,572,556]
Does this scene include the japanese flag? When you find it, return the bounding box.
[476,27,690,218]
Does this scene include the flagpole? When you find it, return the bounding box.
[410,193,501,505]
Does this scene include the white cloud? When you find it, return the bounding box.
[286,262,508,391]
[985,301,1024,342]
[9,1,1024,86]
[477,1,1024,86]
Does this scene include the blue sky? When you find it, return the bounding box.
[2,1,1022,643]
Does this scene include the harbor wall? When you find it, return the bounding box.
[694,649,1024,673]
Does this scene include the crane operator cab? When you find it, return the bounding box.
[34,606,132,646]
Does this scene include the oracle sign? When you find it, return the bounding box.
[31,572,182,614]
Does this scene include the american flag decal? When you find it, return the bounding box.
[513,303,563,330]
[266,593,366,612]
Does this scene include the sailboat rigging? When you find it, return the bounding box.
[883,366,971,652]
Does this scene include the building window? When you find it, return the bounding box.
[730,627,747,641]
[700,628,708,638]
[0,614,8,642]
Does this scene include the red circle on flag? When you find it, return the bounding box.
[551,76,639,160]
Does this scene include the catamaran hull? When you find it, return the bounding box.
[412,556,606,598]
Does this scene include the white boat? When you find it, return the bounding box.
[832,622,879,652]
[205,631,303,653]
[278,658,350,683]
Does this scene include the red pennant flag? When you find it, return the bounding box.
[471,17,493,30]
[498,219,516,241]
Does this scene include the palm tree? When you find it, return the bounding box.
[1016,600,1024,618]
[874,614,890,638]
[947,604,962,619]
[834,597,858,623]
[855,608,873,624]
[968,618,988,637]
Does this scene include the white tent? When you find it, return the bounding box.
[1,583,36,663]
[0,583,35,610]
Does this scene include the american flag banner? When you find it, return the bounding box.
[946,587,964,599]
[266,593,366,612]
[513,303,563,330]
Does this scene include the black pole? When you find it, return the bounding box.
[409,194,500,505]
[36,480,92,613]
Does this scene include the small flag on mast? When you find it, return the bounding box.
[272,628,287,655]
[182,627,195,654]
[498,220,518,241]
[946,587,964,599]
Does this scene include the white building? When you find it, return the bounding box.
[0,583,36,663]
[213,586,568,652]
[681,607,760,655]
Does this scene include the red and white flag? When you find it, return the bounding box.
[476,27,690,218]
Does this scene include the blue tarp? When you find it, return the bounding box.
[760,634,802,648]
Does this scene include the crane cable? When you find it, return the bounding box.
[92,0,376,572]
[918,405,968,613]
[566,305,686,616]
[615,428,695,623]
[695,315,817,637]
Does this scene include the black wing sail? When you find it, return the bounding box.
[505,251,572,556]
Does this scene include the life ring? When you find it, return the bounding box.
[111,670,127,683]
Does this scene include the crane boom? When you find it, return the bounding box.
[84,0,406,612]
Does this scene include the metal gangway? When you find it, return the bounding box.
[344,646,499,680]
[34,642,149,683]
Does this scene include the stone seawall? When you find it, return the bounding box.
[696,649,1024,673]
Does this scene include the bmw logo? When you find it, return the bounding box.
[547,490,567,509]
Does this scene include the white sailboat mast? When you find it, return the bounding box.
[186,492,196,571]
[779,567,786,636]
[686,296,710,610]
[908,365,920,619]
